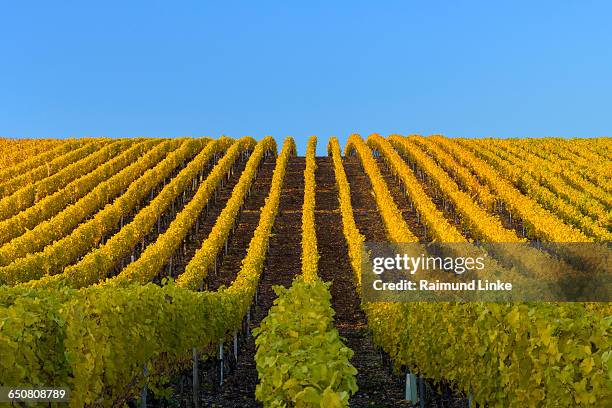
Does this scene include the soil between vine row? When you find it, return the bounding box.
[195,155,305,407]
[340,156,416,407]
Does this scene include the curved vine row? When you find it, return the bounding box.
[6,139,207,287]
[108,136,257,286]
[0,139,108,200]
[176,136,276,289]
[367,134,465,242]
[0,139,85,182]
[0,139,161,246]
[344,134,418,243]
[460,139,611,241]
[0,140,183,279]
[430,136,591,242]
[0,139,134,221]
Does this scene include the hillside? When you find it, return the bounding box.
[0,135,610,407]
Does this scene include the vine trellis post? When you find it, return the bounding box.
[140,364,148,408]
[192,348,199,407]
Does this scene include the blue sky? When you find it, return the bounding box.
[1,1,611,155]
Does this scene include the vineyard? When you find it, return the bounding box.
[0,135,610,407]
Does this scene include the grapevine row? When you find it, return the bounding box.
[0,139,82,180]
[254,280,358,407]
[344,134,418,242]
[366,134,465,242]
[254,136,357,407]
[327,137,364,287]
[300,136,319,282]
[429,136,591,242]
[0,139,161,246]
[461,139,612,240]
[176,136,276,289]
[111,136,258,286]
[220,136,295,321]
[0,139,133,222]
[0,139,190,284]
[9,139,213,287]
[0,139,108,200]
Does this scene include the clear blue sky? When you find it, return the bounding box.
[1,1,611,155]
